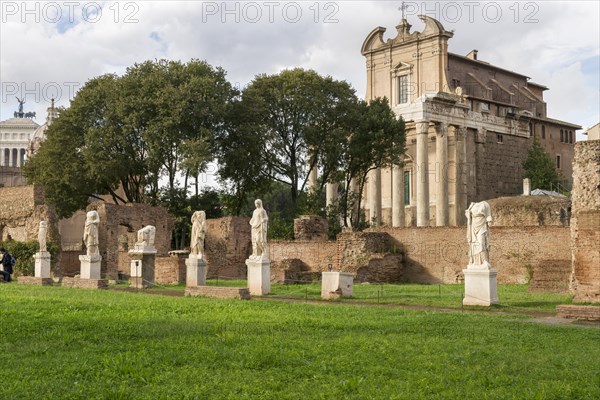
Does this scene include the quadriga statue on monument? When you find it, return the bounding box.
[83,210,100,257]
[190,211,207,259]
[465,201,492,269]
[249,199,269,261]
[38,221,48,252]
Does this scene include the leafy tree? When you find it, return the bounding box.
[522,139,562,191]
[217,68,358,214]
[24,59,236,217]
[328,98,406,228]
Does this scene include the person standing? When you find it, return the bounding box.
[0,247,14,282]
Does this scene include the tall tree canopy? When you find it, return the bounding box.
[24,59,236,218]
[217,68,358,214]
[522,139,563,191]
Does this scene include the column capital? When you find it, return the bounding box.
[435,122,448,137]
[416,120,430,135]
[455,126,467,141]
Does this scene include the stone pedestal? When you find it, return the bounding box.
[17,276,53,286]
[129,246,157,289]
[321,271,354,299]
[34,251,51,278]
[186,256,208,287]
[246,258,271,295]
[79,254,102,280]
[463,268,499,306]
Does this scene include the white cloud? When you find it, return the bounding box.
[1,0,598,131]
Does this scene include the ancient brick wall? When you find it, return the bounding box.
[375,226,571,284]
[269,240,338,282]
[88,202,174,280]
[155,254,186,285]
[293,215,328,241]
[570,140,600,303]
[487,196,570,227]
[205,216,251,279]
[0,185,59,243]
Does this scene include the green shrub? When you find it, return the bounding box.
[0,240,60,276]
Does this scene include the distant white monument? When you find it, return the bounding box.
[463,201,498,306]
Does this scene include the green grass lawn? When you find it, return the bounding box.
[1,285,598,399]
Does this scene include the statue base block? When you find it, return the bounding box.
[246,258,271,295]
[463,268,499,306]
[17,276,53,286]
[34,251,51,278]
[185,256,207,287]
[321,272,354,299]
[79,255,102,280]
[61,277,108,289]
[129,249,157,289]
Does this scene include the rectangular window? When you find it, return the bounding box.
[560,129,564,142]
[497,134,503,144]
[556,155,561,169]
[541,126,546,139]
[397,75,408,104]
[404,170,410,205]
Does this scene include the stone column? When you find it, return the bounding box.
[347,178,359,227]
[454,126,467,226]
[307,165,318,194]
[326,182,339,208]
[523,178,531,196]
[435,122,449,227]
[416,121,430,227]
[392,161,405,228]
[368,168,382,226]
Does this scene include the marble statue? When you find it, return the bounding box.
[249,199,269,260]
[38,221,47,252]
[465,201,492,268]
[83,211,100,256]
[190,211,207,258]
[136,225,156,248]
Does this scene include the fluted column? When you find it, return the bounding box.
[416,121,430,227]
[435,122,449,226]
[392,160,405,228]
[368,168,382,226]
[326,182,339,208]
[454,126,467,225]
[307,165,317,195]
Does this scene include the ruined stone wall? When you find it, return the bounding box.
[88,202,174,280]
[376,226,571,284]
[570,140,600,302]
[0,185,59,243]
[293,215,328,241]
[269,240,338,282]
[205,216,251,279]
[337,232,403,282]
[487,196,571,227]
[155,254,186,285]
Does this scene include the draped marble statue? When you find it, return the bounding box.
[38,221,47,252]
[190,211,207,259]
[83,211,100,256]
[465,201,492,268]
[249,199,269,260]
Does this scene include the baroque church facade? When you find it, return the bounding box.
[360,15,580,227]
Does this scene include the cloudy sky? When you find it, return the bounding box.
[1,0,599,138]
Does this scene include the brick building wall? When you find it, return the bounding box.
[376,226,571,284]
[88,202,174,280]
[570,140,600,302]
[0,185,59,243]
[205,216,251,279]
